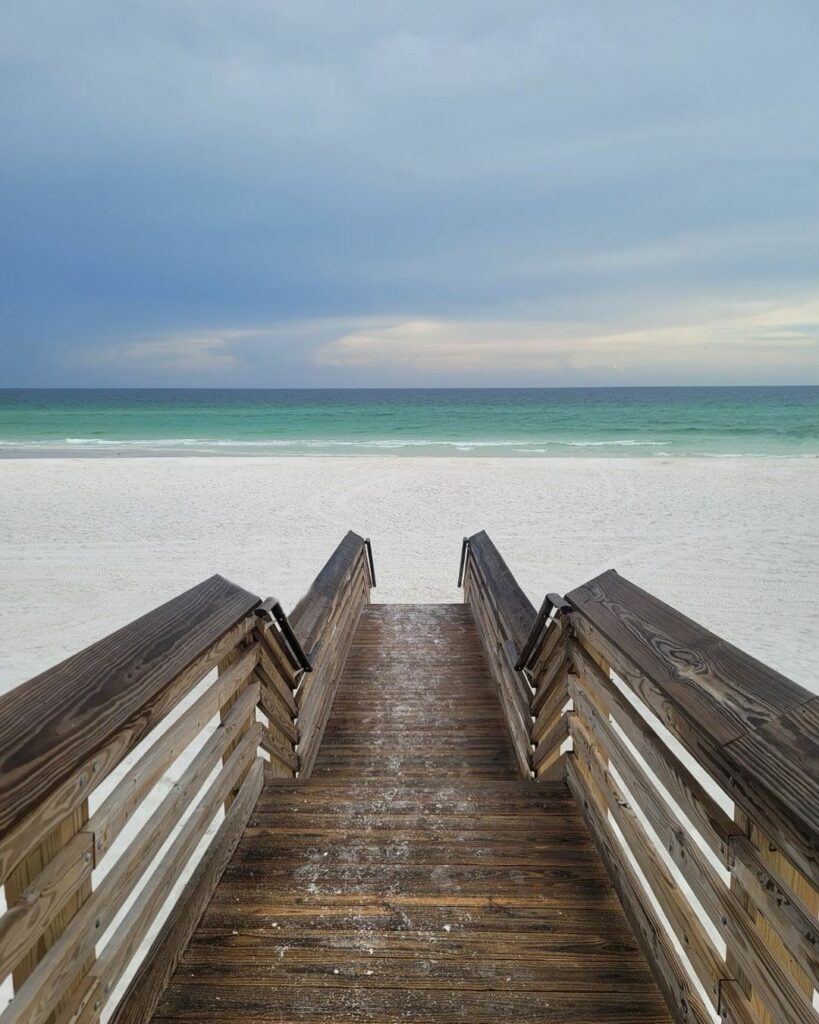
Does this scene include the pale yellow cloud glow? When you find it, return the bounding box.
[313,299,819,378]
[84,330,253,373]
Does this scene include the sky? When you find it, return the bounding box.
[1,1,818,387]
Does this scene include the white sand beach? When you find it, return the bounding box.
[1,455,816,692]
[0,455,817,1014]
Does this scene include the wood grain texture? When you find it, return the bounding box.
[723,697,819,886]
[289,531,368,655]
[3,804,93,1020]
[0,575,259,877]
[571,716,728,1005]
[568,640,740,864]
[464,559,533,776]
[295,553,370,779]
[0,827,93,985]
[109,759,265,1024]
[149,604,671,1024]
[570,680,817,1024]
[566,570,819,888]
[566,570,808,745]
[465,531,536,656]
[567,760,713,1024]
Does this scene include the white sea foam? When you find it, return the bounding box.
[0,436,813,458]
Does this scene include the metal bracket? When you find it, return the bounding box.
[363,538,377,588]
[255,598,312,673]
[514,592,572,671]
[457,537,470,588]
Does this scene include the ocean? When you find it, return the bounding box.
[0,387,817,457]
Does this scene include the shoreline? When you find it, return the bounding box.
[1,454,817,695]
[1,447,817,460]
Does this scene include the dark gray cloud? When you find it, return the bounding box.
[1,1,818,385]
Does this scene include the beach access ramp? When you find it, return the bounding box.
[0,532,817,1024]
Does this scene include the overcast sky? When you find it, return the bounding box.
[1,1,818,386]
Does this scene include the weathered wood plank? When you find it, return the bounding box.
[567,570,819,887]
[464,563,532,776]
[0,828,93,985]
[465,531,536,656]
[88,643,260,863]
[566,571,807,745]
[0,577,258,881]
[289,532,368,654]
[296,559,369,779]
[723,697,819,888]
[100,759,265,1024]
[570,714,725,1009]
[569,639,740,864]
[2,804,94,1019]
[0,713,262,1024]
[571,680,817,1024]
[532,712,570,772]
[147,604,671,1024]
[567,759,713,1024]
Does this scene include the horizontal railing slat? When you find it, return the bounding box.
[0,575,260,874]
[571,713,726,1009]
[573,674,817,1024]
[566,759,714,1024]
[0,531,373,1024]
[465,532,536,656]
[729,834,819,992]
[568,640,740,864]
[107,756,264,1024]
[289,531,369,654]
[89,643,261,864]
[296,552,371,778]
[567,570,807,744]
[92,758,265,1024]
[567,569,819,888]
[1,713,262,1024]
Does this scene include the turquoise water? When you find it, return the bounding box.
[0,388,817,457]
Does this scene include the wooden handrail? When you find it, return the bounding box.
[566,569,818,888]
[0,533,373,1024]
[289,530,372,655]
[0,574,259,879]
[463,531,536,656]
[461,534,819,1024]
[255,598,312,672]
[289,531,374,778]
[459,532,569,779]
[515,591,571,670]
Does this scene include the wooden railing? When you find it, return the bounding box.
[461,533,819,1024]
[460,532,571,779]
[289,531,374,778]
[0,531,373,1024]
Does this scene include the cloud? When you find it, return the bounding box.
[1,1,819,384]
[84,330,252,374]
[314,299,819,381]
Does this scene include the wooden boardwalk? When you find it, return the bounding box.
[3,532,815,1024]
[150,605,671,1023]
